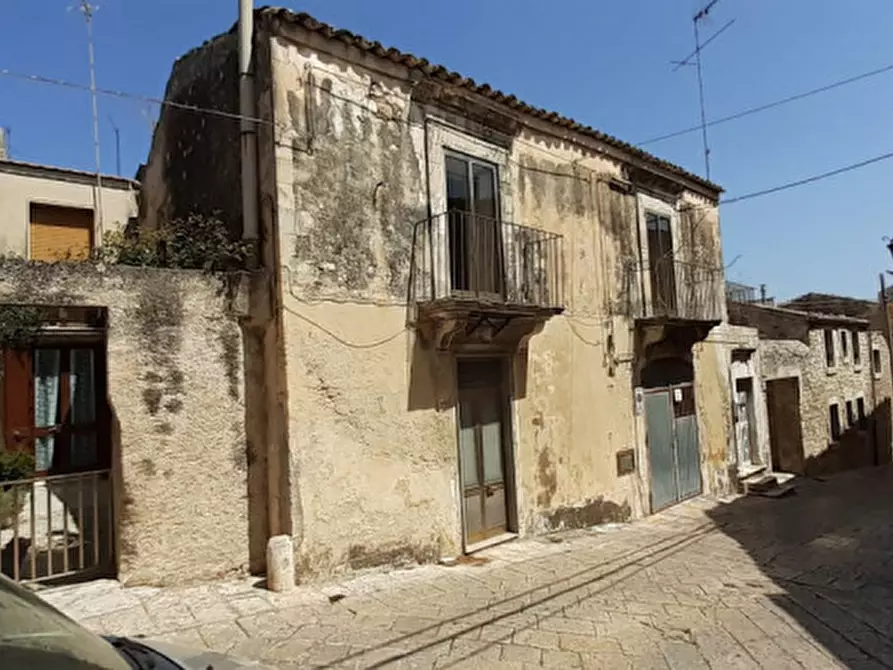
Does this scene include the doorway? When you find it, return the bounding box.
[456,358,514,547]
[734,377,759,468]
[643,358,702,512]
[766,377,805,473]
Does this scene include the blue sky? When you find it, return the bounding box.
[2,0,892,300]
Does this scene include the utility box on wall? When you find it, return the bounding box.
[616,448,636,476]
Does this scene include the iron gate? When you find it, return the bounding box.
[0,469,114,583]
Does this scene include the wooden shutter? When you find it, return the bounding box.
[29,204,94,261]
[2,348,34,453]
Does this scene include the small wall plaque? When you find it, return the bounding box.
[616,448,636,476]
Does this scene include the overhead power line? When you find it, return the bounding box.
[639,61,893,147]
[721,149,893,205]
[2,66,893,209]
[0,67,275,128]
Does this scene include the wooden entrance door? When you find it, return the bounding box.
[457,359,512,545]
[766,377,805,474]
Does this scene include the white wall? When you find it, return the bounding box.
[0,169,138,258]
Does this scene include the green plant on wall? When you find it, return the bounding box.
[0,450,34,529]
[99,213,250,271]
[0,304,42,349]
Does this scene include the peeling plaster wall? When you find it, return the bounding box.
[267,25,728,581]
[703,324,770,486]
[0,261,250,585]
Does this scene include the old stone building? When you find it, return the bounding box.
[134,8,741,582]
[729,297,892,476]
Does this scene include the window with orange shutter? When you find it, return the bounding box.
[29,204,95,262]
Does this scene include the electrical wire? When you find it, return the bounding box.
[721,150,893,205]
[638,61,893,147]
[6,66,893,212]
[283,304,408,349]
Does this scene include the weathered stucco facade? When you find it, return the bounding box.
[140,8,737,583]
[0,261,251,585]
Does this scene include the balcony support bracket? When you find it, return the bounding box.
[415,299,562,351]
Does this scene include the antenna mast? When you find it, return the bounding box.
[76,1,105,238]
[671,0,732,180]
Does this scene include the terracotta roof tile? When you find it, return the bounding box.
[256,6,722,195]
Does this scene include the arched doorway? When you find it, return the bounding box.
[642,358,702,511]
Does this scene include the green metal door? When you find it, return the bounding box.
[645,391,677,511]
[673,384,702,501]
[645,382,702,511]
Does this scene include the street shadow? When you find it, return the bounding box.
[705,463,893,668]
[406,336,530,411]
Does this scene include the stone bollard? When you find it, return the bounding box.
[266,534,295,593]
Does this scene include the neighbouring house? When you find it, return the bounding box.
[729,294,893,476]
[0,157,138,261]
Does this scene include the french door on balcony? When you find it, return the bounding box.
[645,212,678,316]
[445,153,504,298]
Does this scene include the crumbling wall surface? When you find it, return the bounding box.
[270,33,457,581]
[0,260,250,585]
[271,34,426,303]
[265,22,727,579]
[512,143,642,533]
[138,31,242,238]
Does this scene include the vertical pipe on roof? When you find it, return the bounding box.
[240,0,259,264]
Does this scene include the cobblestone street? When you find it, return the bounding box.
[41,466,893,669]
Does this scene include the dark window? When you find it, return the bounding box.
[445,154,502,296]
[824,329,835,367]
[840,330,848,361]
[645,212,677,316]
[873,348,883,375]
[829,403,841,441]
[846,400,855,428]
[852,330,861,366]
[2,344,108,474]
[857,397,867,429]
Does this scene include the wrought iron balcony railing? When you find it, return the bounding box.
[624,257,725,322]
[411,211,565,312]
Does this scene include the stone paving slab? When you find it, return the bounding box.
[38,467,893,668]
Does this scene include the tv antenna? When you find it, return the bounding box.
[71,1,105,235]
[671,0,734,181]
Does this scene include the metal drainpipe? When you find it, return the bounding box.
[239,2,282,549]
[239,0,259,267]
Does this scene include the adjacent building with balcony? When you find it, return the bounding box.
[137,8,737,582]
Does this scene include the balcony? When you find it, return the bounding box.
[624,258,724,325]
[410,211,565,349]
